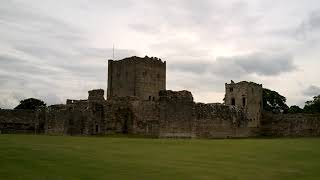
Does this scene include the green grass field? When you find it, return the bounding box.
[0,135,320,180]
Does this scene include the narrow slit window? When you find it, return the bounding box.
[242,97,246,106]
[231,98,235,105]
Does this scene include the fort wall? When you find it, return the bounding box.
[261,112,320,137]
[2,53,320,139]
[195,103,254,138]
[0,109,37,134]
[132,100,160,136]
[158,90,196,138]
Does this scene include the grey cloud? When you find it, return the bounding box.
[168,52,296,77]
[228,53,296,76]
[303,85,320,96]
[308,11,320,30]
[0,1,137,108]
[295,10,320,41]
[0,54,60,76]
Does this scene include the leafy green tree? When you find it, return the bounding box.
[14,98,46,110]
[288,105,304,114]
[304,95,320,113]
[263,88,289,113]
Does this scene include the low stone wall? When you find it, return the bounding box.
[261,112,320,137]
[0,109,36,134]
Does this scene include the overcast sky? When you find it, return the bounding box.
[1,0,320,109]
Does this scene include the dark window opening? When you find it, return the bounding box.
[152,97,155,101]
[231,98,235,105]
[157,74,160,79]
[242,97,246,107]
[230,87,233,92]
[95,124,99,133]
[148,96,151,101]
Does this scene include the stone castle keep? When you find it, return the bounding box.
[1,56,320,137]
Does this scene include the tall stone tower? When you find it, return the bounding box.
[107,56,166,101]
[224,81,263,127]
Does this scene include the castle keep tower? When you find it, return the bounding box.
[107,56,166,101]
[224,81,263,127]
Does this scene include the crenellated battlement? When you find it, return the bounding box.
[109,56,166,65]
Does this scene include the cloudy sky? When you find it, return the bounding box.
[1,0,320,109]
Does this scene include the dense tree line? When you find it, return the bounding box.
[263,88,320,114]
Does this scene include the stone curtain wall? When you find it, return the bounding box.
[195,103,253,138]
[104,97,138,134]
[132,100,160,137]
[0,109,37,134]
[45,105,68,135]
[104,97,160,136]
[261,112,320,137]
[158,90,196,138]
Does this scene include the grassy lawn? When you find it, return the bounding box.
[0,135,319,180]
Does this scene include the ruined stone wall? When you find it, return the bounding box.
[195,103,254,138]
[45,103,92,136]
[225,81,263,127]
[132,100,160,136]
[88,89,105,101]
[104,96,160,137]
[107,56,166,101]
[104,97,137,134]
[261,112,320,137]
[45,105,68,135]
[158,90,196,138]
[0,109,37,134]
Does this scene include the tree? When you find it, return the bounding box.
[14,98,46,110]
[304,95,320,113]
[288,105,304,114]
[263,88,289,113]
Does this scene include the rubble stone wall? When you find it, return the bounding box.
[0,109,36,134]
[195,103,254,138]
[132,100,160,136]
[261,112,320,137]
[158,90,196,138]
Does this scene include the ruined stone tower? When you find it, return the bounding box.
[88,89,105,102]
[107,56,166,101]
[224,81,263,127]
